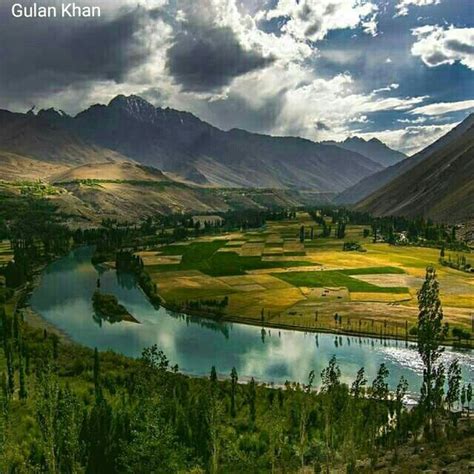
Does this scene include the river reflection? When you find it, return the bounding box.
[30,247,473,398]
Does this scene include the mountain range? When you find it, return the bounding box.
[57,95,386,191]
[322,136,406,167]
[0,95,384,192]
[0,95,472,224]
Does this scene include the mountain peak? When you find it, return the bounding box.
[37,108,70,120]
[344,136,366,144]
[108,94,157,121]
[109,94,151,106]
[325,135,406,167]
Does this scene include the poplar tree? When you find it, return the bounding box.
[417,267,448,430]
[446,359,461,412]
[247,377,256,426]
[93,348,101,401]
[230,367,238,418]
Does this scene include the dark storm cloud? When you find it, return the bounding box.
[0,5,151,106]
[166,24,275,92]
[314,121,330,131]
[445,39,474,56]
[202,91,285,133]
[424,51,450,67]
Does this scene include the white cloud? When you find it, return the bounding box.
[373,83,400,93]
[263,0,378,42]
[411,25,474,70]
[397,116,427,124]
[395,0,441,18]
[249,72,427,141]
[409,99,474,116]
[355,122,458,155]
[5,0,446,156]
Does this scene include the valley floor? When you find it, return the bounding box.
[136,212,473,347]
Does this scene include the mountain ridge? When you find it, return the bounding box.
[322,136,407,167]
[335,114,474,206]
[0,108,128,166]
[52,94,383,192]
[355,115,474,222]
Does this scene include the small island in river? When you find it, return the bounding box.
[92,291,139,324]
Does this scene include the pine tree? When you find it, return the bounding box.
[371,364,389,401]
[467,383,472,418]
[18,348,27,400]
[210,366,217,385]
[299,225,305,243]
[350,367,366,398]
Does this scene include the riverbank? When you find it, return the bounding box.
[156,292,473,350]
[13,247,472,353]
[107,240,473,349]
[17,260,75,345]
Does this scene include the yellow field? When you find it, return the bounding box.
[0,240,13,265]
[141,212,473,341]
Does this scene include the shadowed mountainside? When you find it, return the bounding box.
[335,114,474,205]
[356,117,474,222]
[0,109,127,166]
[59,94,383,192]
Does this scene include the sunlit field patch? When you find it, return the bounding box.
[349,292,412,303]
[227,288,304,318]
[0,241,13,265]
[441,294,474,308]
[273,269,409,293]
[137,251,182,265]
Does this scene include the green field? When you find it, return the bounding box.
[273,268,408,293]
[150,241,312,276]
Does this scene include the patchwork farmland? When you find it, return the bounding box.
[138,212,473,342]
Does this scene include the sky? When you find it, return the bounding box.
[0,0,472,154]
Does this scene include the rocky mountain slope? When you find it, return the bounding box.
[356,117,474,222]
[335,114,474,205]
[59,95,382,192]
[0,109,126,166]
